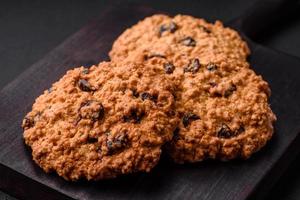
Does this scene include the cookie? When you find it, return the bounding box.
[166,61,276,163]
[109,14,275,162]
[22,61,178,180]
[109,14,250,68]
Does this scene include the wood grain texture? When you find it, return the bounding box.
[0,4,300,200]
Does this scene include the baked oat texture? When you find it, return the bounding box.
[109,14,250,68]
[109,14,275,163]
[22,61,178,180]
[166,61,276,163]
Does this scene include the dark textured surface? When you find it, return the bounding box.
[0,1,300,200]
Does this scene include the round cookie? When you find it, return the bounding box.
[109,14,250,68]
[165,61,276,163]
[109,14,275,163]
[22,61,178,180]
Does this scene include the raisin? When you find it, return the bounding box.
[106,140,113,152]
[146,53,166,60]
[87,136,98,144]
[164,62,175,74]
[82,68,89,74]
[224,84,237,97]
[209,82,218,87]
[173,127,180,140]
[22,117,34,130]
[158,25,168,37]
[123,109,145,123]
[158,22,178,37]
[106,133,129,155]
[217,124,235,138]
[199,25,211,33]
[218,124,245,139]
[78,79,93,92]
[131,89,139,98]
[235,126,245,136]
[141,92,151,101]
[207,63,218,71]
[167,109,176,117]
[172,92,177,100]
[181,37,196,47]
[114,134,128,147]
[182,112,200,127]
[79,101,104,121]
[169,21,178,33]
[150,94,158,102]
[140,92,158,102]
[92,105,105,121]
[214,92,223,98]
[184,59,201,73]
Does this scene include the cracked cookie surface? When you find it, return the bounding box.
[22,61,178,180]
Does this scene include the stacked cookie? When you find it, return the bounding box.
[22,14,276,181]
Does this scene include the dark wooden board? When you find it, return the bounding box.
[1,4,300,200]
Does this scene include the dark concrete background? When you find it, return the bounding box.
[0,0,299,199]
